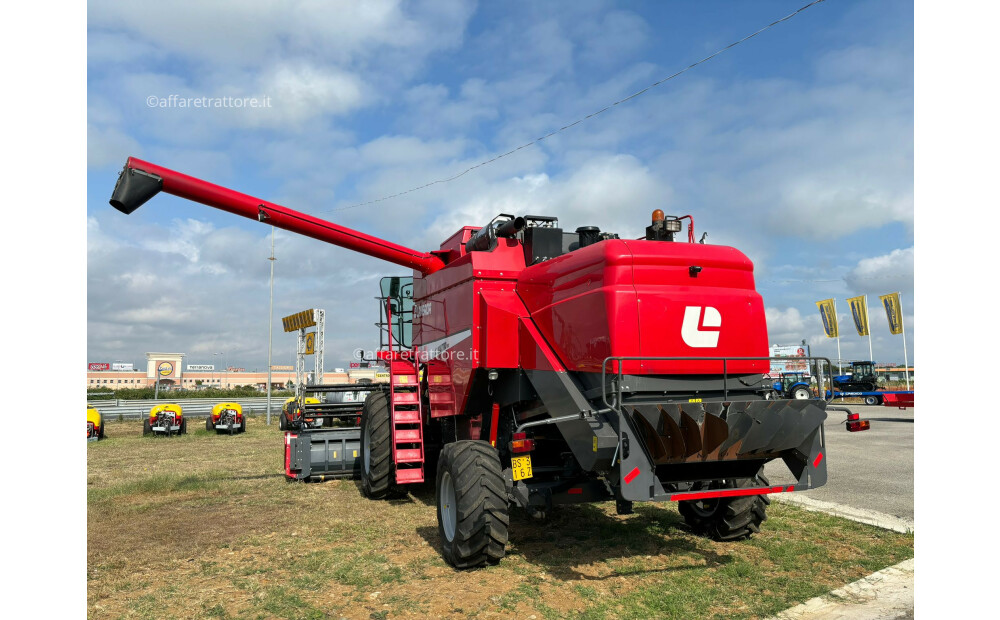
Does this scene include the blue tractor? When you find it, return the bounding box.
[771,372,813,400]
[833,361,880,393]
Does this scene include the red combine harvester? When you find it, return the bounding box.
[110,158,866,568]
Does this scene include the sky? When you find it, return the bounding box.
[86,0,914,372]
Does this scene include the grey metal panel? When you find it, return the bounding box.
[523,369,618,472]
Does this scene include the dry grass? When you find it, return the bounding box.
[88,418,913,619]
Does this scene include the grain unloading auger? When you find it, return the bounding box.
[110,157,865,568]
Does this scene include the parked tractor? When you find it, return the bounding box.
[144,403,186,436]
[110,158,866,568]
[87,407,105,441]
[207,402,246,434]
[278,396,321,430]
[833,361,879,392]
[770,372,813,400]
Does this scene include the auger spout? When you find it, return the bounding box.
[109,157,446,275]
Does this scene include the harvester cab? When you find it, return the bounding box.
[109,157,867,569]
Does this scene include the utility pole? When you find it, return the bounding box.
[266,227,275,425]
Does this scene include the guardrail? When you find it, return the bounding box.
[86,397,282,420]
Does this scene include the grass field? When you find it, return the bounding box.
[88,418,913,619]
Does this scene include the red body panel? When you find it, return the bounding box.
[411,236,768,418]
[517,239,768,375]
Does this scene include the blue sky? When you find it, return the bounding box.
[86,0,913,371]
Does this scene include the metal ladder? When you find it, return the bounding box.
[390,359,424,484]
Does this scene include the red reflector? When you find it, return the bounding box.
[567,488,583,495]
[671,487,779,502]
[511,432,535,454]
[813,452,824,467]
[624,467,640,484]
[786,486,795,492]
[847,412,860,421]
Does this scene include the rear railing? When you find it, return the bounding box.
[601,356,837,411]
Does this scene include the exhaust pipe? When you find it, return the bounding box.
[109,166,163,215]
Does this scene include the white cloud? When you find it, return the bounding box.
[845,247,914,295]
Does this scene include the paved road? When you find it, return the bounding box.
[764,404,914,521]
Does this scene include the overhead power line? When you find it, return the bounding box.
[326,0,829,213]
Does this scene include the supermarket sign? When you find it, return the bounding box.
[88,362,110,371]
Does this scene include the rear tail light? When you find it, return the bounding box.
[847,420,871,432]
[847,412,860,421]
[511,432,535,454]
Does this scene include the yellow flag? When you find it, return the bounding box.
[815,299,839,338]
[846,295,870,336]
[879,292,904,335]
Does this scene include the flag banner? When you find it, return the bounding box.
[879,292,904,335]
[847,295,870,336]
[815,299,839,338]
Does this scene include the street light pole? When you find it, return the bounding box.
[266,226,276,425]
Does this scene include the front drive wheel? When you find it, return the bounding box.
[360,391,400,499]
[436,441,509,569]
[678,472,770,541]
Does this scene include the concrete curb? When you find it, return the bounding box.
[773,494,914,534]
[766,496,914,619]
[768,559,914,620]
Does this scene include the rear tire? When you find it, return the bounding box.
[180,419,187,435]
[360,391,399,499]
[435,441,509,568]
[98,424,105,439]
[678,472,770,541]
[279,415,287,431]
[240,418,247,433]
[143,419,151,436]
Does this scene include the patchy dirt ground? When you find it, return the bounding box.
[87,418,912,619]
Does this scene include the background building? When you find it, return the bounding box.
[87,353,386,390]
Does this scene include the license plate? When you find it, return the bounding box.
[511,455,533,481]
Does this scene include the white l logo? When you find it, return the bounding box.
[681,306,721,348]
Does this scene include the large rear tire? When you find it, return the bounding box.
[678,472,770,541]
[436,441,509,568]
[279,415,287,431]
[180,419,187,435]
[360,391,399,499]
[143,419,151,436]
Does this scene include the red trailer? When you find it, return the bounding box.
[110,158,864,568]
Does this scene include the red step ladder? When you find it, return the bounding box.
[390,359,424,484]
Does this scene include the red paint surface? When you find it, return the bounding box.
[126,157,445,274]
[672,485,787,502]
[624,467,640,484]
[813,452,824,467]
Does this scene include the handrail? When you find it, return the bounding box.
[600,355,836,411]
